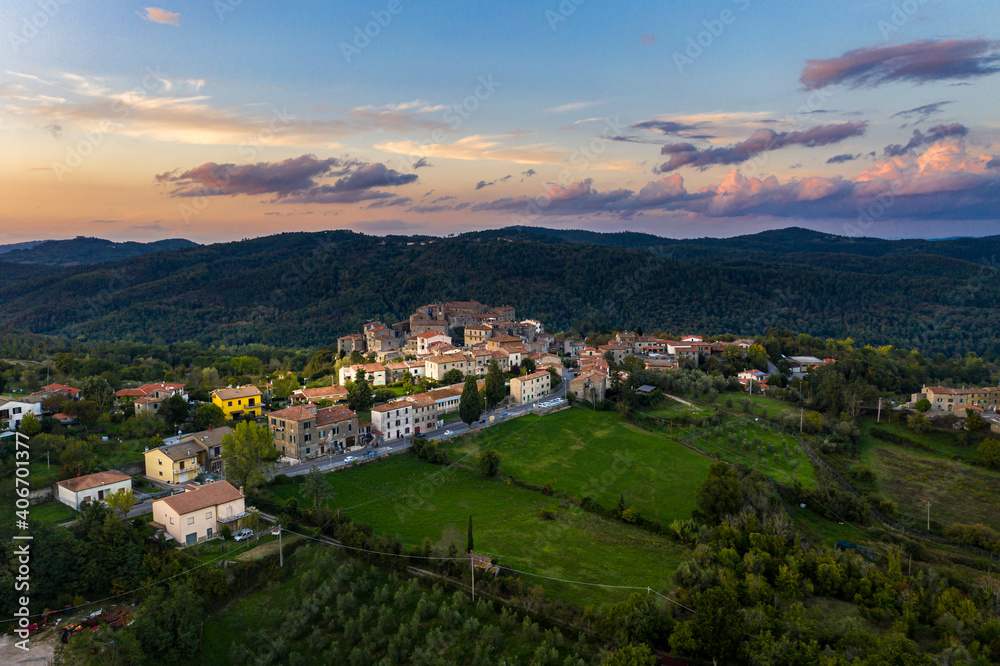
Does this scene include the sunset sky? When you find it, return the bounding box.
[2,1,999,243]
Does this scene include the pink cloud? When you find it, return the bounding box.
[138,7,181,26]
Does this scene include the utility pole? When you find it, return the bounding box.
[278,525,283,567]
[799,408,803,433]
[877,397,882,423]
[470,553,475,602]
[926,500,932,531]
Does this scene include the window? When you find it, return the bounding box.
[304,433,311,442]
[303,421,311,429]
[169,517,174,524]
[249,398,256,406]
[188,517,195,525]
[159,471,163,476]
[227,401,233,407]
[290,435,296,443]
[305,447,310,455]
[158,459,162,465]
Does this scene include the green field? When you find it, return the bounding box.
[710,391,801,420]
[861,418,977,464]
[642,396,715,421]
[868,444,1000,532]
[673,417,818,490]
[31,501,77,526]
[444,408,714,524]
[264,454,689,608]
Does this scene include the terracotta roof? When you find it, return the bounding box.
[925,386,997,395]
[339,333,365,340]
[39,383,81,395]
[293,386,348,400]
[212,386,261,401]
[371,401,410,413]
[179,426,233,453]
[134,396,162,405]
[426,354,466,364]
[492,335,522,343]
[156,480,243,516]
[116,382,186,398]
[426,387,463,400]
[405,394,438,408]
[513,370,550,383]
[152,440,207,462]
[58,470,131,493]
[414,331,450,339]
[315,404,358,425]
[268,405,317,421]
[351,363,386,373]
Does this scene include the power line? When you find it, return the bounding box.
[1,540,257,623]
[281,527,696,614]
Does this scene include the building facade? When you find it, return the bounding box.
[151,481,246,546]
[510,371,552,405]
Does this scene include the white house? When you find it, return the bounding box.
[338,363,388,386]
[0,397,43,432]
[57,471,132,511]
[412,331,452,356]
[370,401,412,442]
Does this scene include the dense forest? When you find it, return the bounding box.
[0,228,997,358]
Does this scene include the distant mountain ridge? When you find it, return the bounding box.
[497,226,1000,266]
[0,240,47,255]
[0,237,199,266]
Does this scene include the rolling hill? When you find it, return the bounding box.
[0,228,997,356]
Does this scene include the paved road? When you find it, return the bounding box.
[275,368,569,478]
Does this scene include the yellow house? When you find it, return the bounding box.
[144,440,207,485]
[211,386,263,419]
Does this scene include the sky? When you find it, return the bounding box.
[1,1,999,243]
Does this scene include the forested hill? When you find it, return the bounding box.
[0,237,198,266]
[0,228,998,357]
[500,226,1000,266]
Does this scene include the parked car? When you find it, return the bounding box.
[344,456,357,463]
[233,528,254,542]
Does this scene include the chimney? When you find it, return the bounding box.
[239,486,244,496]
